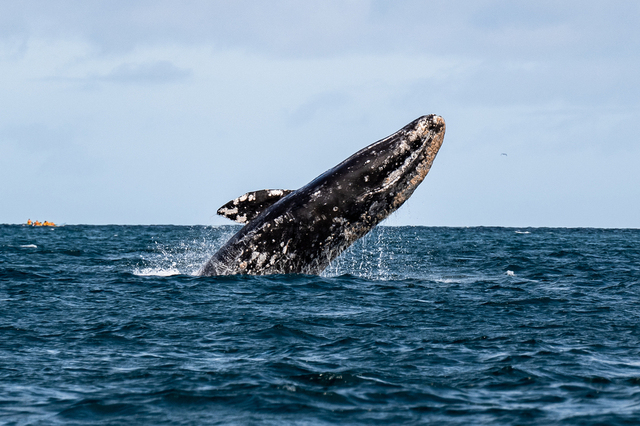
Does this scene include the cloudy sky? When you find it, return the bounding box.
[1,1,638,227]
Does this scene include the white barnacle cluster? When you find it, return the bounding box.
[342,226,359,243]
[397,138,411,154]
[332,216,347,226]
[268,189,285,196]
[406,117,429,142]
[218,205,248,223]
[249,250,268,268]
[219,206,238,216]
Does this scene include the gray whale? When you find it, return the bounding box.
[200,114,446,276]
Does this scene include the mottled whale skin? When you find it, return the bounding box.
[199,114,446,276]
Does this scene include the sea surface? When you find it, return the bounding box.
[1,225,640,425]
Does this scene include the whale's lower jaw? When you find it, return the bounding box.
[200,115,446,276]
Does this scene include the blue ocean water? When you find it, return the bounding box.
[1,225,640,425]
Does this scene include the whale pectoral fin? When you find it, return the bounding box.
[217,189,294,224]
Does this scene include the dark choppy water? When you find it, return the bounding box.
[2,225,640,425]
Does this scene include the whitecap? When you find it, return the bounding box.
[20,244,37,248]
[133,267,181,277]
[506,270,515,276]
[435,278,460,283]
[434,275,469,283]
[515,231,530,234]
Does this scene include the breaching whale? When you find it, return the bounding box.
[199,114,446,276]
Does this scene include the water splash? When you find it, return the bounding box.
[131,225,440,281]
[323,227,394,280]
[133,226,237,276]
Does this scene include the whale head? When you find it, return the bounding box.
[300,114,446,231]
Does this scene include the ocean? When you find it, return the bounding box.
[1,224,640,425]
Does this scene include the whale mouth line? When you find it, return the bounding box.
[357,147,424,201]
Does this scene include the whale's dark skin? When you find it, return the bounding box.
[199,114,446,276]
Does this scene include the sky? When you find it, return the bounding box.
[1,0,639,227]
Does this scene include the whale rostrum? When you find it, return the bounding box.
[200,114,446,276]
